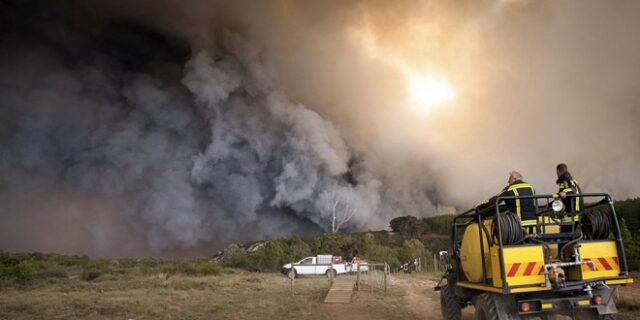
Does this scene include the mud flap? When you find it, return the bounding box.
[593,287,617,315]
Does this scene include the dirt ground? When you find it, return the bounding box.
[314,273,471,320]
[391,274,475,320]
[317,274,427,320]
[321,273,638,320]
[316,273,476,320]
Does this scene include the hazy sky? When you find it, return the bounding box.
[1,0,639,256]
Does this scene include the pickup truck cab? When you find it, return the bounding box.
[282,255,348,278]
[282,255,370,277]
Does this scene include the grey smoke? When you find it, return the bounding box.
[0,2,385,256]
[1,0,640,256]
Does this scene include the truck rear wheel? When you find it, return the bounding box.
[325,269,337,278]
[440,284,462,320]
[473,293,519,320]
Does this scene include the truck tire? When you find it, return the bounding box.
[440,284,462,320]
[325,269,337,278]
[473,293,519,320]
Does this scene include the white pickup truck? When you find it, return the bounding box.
[281,255,368,278]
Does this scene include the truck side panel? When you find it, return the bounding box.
[491,245,546,288]
[567,240,620,281]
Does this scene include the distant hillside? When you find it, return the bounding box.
[213,213,458,273]
[214,229,440,272]
[215,197,640,273]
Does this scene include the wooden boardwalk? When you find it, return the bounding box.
[324,276,355,304]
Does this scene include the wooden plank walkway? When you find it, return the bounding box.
[324,276,355,304]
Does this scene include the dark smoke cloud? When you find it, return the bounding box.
[1,0,639,256]
[0,0,380,256]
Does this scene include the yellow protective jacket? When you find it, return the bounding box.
[556,172,583,222]
[477,180,537,226]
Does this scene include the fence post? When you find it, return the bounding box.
[383,262,388,297]
[433,253,438,273]
[329,264,334,283]
[356,264,361,291]
[289,269,295,296]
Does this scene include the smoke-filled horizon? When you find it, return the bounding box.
[1,0,639,257]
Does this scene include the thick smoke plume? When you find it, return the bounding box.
[1,1,639,256]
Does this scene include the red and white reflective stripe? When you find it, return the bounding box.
[583,257,619,271]
[507,263,521,277]
[506,262,545,277]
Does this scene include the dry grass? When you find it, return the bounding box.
[0,271,330,320]
[0,269,430,320]
[0,251,424,320]
[2,268,635,319]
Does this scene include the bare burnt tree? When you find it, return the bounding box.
[320,185,358,233]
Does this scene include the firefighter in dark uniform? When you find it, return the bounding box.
[477,171,538,232]
[555,163,583,233]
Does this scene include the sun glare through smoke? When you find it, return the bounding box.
[408,74,456,112]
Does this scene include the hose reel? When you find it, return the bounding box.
[581,209,612,240]
[491,213,524,245]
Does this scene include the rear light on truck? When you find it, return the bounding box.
[594,295,603,305]
[518,301,542,313]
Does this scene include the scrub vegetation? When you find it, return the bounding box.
[0,198,637,319]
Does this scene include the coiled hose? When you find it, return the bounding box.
[491,213,524,245]
[581,209,612,240]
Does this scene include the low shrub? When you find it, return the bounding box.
[0,259,41,281]
[198,263,222,276]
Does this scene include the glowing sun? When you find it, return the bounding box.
[408,74,456,111]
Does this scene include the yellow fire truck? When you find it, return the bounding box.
[435,193,633,319]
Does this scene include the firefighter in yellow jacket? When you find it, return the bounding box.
[555,163,583,233]
[476,171,537,232]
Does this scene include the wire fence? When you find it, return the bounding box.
[405,254,447,273]
[286,255,446,297]
[356,263,390,296]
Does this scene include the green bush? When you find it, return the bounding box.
[397,239,429,264]
[282,236,312,260]
[198,263,222,276]
[176,262,197,276]
[308,233,357,258]
[389,216,425,239]
[0,259,40,281]
[366,244,399,265]
[614,198,640,271]
[422,214,455,235]
[223,246,250,269]
[245,240,287,272]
